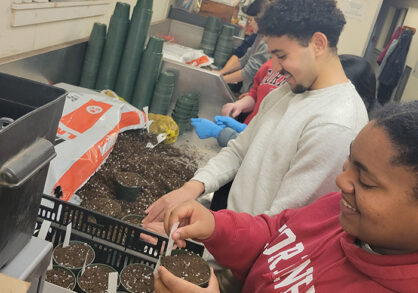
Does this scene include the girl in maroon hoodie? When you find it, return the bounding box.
[155,101,418,293]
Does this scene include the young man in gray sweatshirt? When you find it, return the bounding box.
[144,0,368,223]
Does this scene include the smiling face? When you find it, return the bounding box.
[336,122,418,255]
[265,35,319,93]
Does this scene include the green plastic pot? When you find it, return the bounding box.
[174,101,194,110]
[151,96,171,106]
[177,97,197,106]
[204,16,222,32]
[95,2,130,91]
[131,51,163,109]
[114,171,142,202]
[79,23,107,89]
[158,71,176,84]
[153,85,175,95]
[201,30,219,43]
[146,36,164,53]
[200,45,216,56]
[172,114,190,122]
[138,0,153,10]
[115,6,153,101]
[220,25,235,37]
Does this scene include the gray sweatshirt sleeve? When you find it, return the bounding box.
[217,127,239,147]
[239,36,270,93]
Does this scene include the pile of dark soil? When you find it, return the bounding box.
[77,129,198,220]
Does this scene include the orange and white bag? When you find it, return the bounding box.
[43,83,148,202]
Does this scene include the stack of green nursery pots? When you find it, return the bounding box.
[200,16,222,57]
[171,93,199,135]
[96,2,130,91]
[79,23,107,89]
[149,71,177,115]
[115,0,153,101]
[214,24,235,68]
[131,36,164,109]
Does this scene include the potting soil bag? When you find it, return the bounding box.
[43,83,148,202]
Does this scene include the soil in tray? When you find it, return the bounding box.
[78,265,116,293]
[77,129,198,220]
[161,252,210,285]
[82,197,122,218]
[46,267,75,289]
[53,242,95,269]
[120,264,154,293]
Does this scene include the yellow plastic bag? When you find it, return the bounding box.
[148,113,179,144]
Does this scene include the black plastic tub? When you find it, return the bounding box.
[0,72,66,268]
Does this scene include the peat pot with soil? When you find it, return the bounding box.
[53,241,95,271]
[161,250,211,287]
[45,266,76,290]
[120,263,154,293]
[77,129,198,222]
[77,264,119,293]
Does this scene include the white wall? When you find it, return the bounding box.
[335,0,417,102]
[0,0,171,59]
[336,0,383,56]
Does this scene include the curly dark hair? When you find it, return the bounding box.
[371,101,418,196]
[257,0,346,48]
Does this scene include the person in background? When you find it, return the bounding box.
[214,0,271,94]
[144,0,368,243]
[156,101,418,293]
[340,54,377,113]
[192,58,285,147]
[191,54,377,150]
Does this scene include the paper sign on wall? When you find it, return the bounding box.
[342,0,367,20]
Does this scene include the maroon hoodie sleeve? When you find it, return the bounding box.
[202,209,291,281]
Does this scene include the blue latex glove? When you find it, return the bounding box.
[214,116,247,133]
[191,118,222,139]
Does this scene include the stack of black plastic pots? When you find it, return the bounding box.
[171,93,199,135]
[214,24,235,67]
[131,36,164,109]
[150,71,177,115]
[200,16,222,57]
